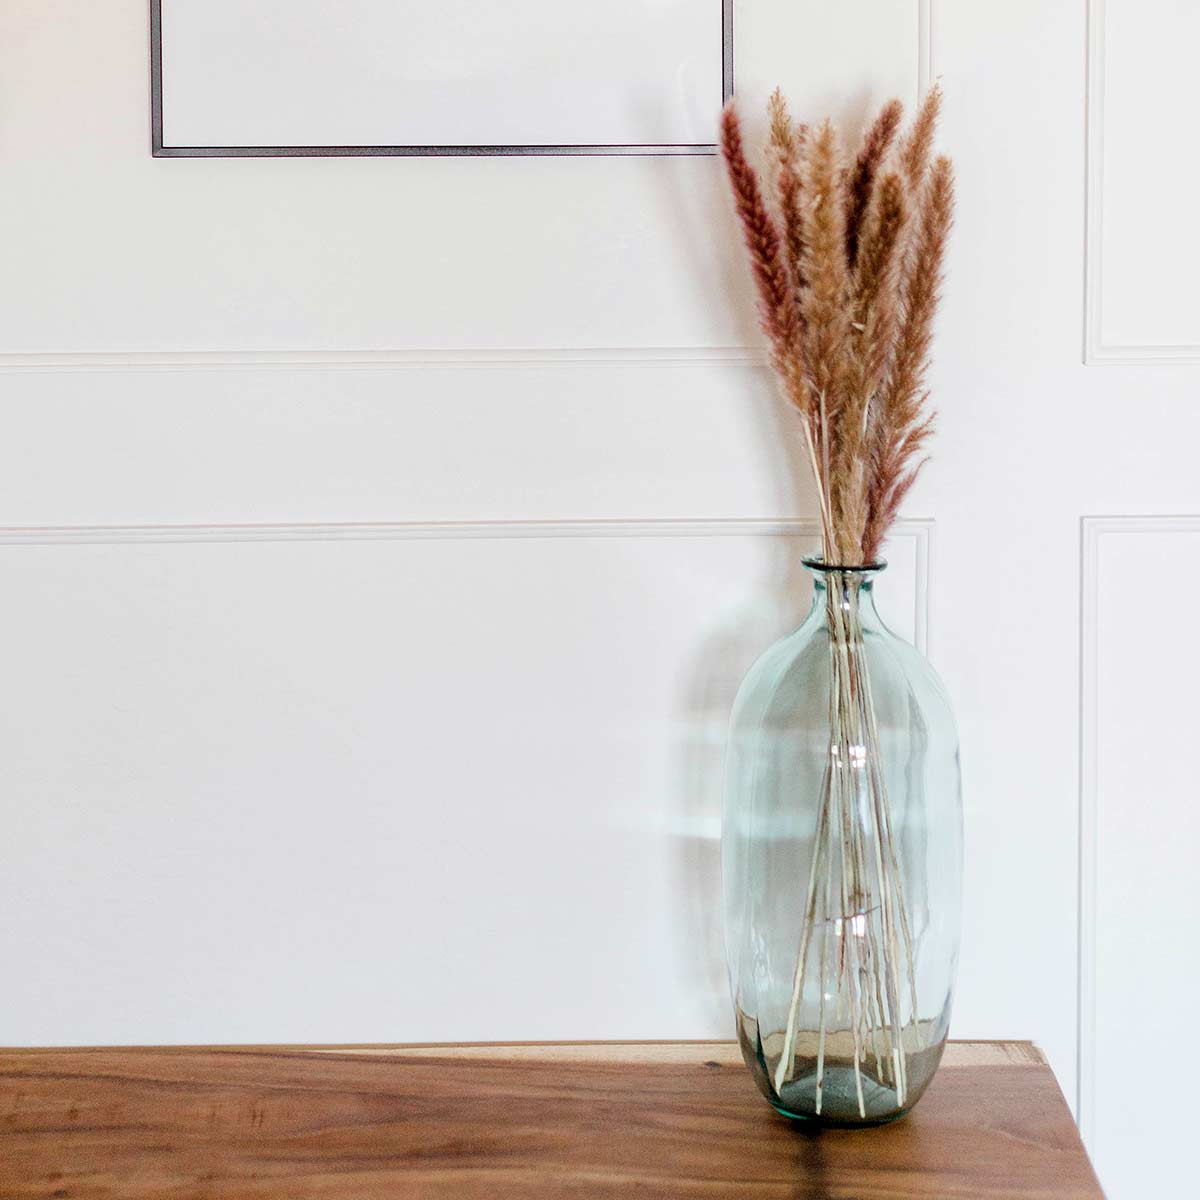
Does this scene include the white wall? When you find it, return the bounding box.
[0,3,1193,1194]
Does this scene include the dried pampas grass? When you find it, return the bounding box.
[721,86,953,565]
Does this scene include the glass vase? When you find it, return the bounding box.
[723,558,962,1126]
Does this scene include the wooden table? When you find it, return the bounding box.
[0,1040,1102,1199]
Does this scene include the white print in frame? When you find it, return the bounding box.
[152,0,734,157]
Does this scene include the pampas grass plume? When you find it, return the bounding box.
[721,89,953,565]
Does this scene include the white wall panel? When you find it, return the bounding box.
[0,363,804,528]
[0,521,925,1045]
[1080,517,1200,1197]
[0,1,922,360]
[1086,0,1200,361]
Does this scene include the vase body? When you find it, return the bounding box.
[723,560,962,1125]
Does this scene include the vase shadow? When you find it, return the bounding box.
[668,375,821,1035]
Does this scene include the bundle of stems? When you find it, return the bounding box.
[721,87,953,1116]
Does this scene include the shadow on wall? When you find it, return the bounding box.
[652,105,834,1033]
[670,373,821,1034]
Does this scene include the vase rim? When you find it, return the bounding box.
[802,556,887,575]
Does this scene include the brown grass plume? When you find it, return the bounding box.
[845,99,903,268]
[720,90,953,565]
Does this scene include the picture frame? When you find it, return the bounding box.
[150,1,735,158]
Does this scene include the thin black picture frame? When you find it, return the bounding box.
[150,1,734,158]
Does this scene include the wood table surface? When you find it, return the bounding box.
[0,1040,1102,1199]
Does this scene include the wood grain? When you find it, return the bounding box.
[0,1041,1102,1199]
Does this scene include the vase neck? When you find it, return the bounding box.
[803,558,886,630]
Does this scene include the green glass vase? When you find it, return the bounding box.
[723,558,962,1125]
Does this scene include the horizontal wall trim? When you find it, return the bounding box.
[0,347,768,373]
[0,517,932,653]
[1084,343,1200,366]
[0,517,823,546]
[0,516,931,547]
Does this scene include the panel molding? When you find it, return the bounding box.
[918,0,934,96]
[0,516,932,654]
[0,347,770,374]
[1077,515,1200,1151]
[1084,0,1200,364]
[1,0,935,373]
